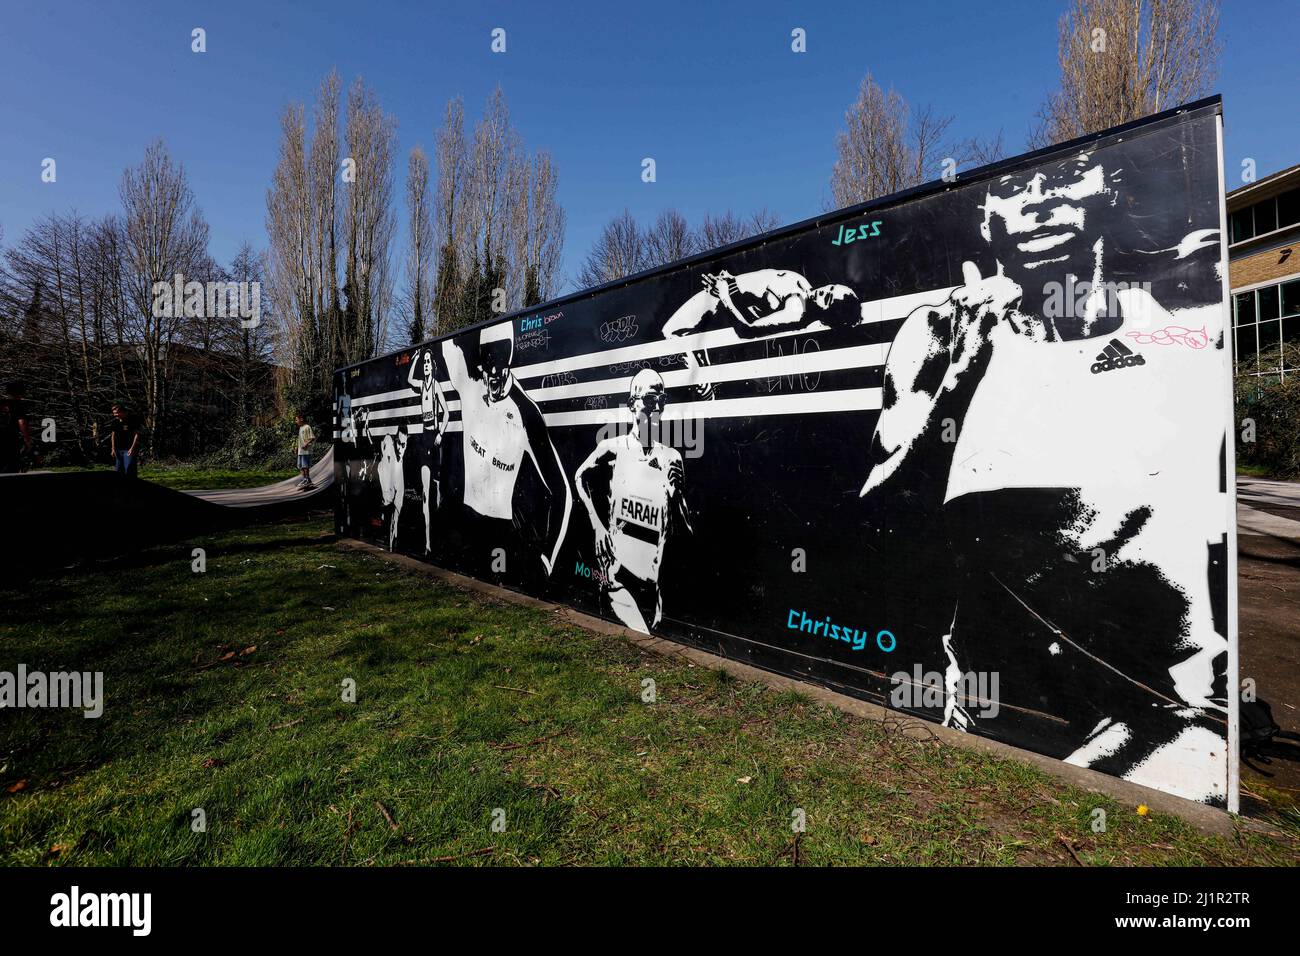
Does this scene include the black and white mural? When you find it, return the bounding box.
[334,101,1237,807]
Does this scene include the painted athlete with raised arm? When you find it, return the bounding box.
[575,369,693,634]
[407,347,450,555]
[860,151,1231,803]
[442,323,571,577]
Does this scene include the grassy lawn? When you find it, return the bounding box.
[1237,464,1281,479]
[44,463,292,490]
[1,515,1294,866]
[140,466,292,491]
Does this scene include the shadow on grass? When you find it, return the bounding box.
[0,518,345,790]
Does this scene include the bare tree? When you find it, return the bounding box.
[698,209,780,250]
[961,131,1007,169]
[577,209,646,288]
[402,146,433,342]
[748,207,782,235]
[467,86,515,286]
[419,89,566,328]
[309,70,342,371]
[577,206,783,288]
[0,213,108,448]
[227,242,275,429]
[531,152,565,304]
[643,209,698,267]
[431,88,514,332]
[1032,0,1221,146]
[267,70,397,415]
[1,209,278,462]
[830,73,956,209]
[513,150,565,306]
[504,145,531,310]
[266,100,319,406]
[432,97,468,333]
[341,76,397,360]
[119,139,210,445]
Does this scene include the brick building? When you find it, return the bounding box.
[1227,163,1300,380]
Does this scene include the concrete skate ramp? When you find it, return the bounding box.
[187,448,335,508]
[0,449,334,575]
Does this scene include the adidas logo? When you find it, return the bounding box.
[1090,338,1146,374]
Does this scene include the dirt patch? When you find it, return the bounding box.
[1237,532,1300,817]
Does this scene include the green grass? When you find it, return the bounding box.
[139,466,291,491]
[45,463,292,490]
[1,516,1294,866]
[1236,464,1277,478]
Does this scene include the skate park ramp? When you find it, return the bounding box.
[0,448,334,575]
[188,448,335,508]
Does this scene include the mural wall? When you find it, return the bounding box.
[334,101,1237,807]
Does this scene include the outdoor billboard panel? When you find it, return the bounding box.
[334,98,1237,808]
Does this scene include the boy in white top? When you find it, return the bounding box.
[295,413,315,490]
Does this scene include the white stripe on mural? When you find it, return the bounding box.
[337,422,427,438]
[349,384,452,406]
[350,387,416,406]
[338,386,881,437]
[346,285,944,411]
[541,387,883,428]
[528,341,890,403]
[511,286,949,380]
[359,403,420,422]
[858,287,957,325]
[354,343,888,409]
[513,327,746,380]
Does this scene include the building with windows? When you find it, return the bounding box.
[1227,163,1300,380]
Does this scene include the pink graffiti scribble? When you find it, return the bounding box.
[1126,325,1209,349]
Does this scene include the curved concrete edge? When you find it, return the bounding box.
[187,447,335,508]
[338,537,1242,838]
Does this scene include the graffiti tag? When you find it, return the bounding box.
[1125,325,1209,349]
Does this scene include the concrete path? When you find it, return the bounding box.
[1237,475,1300,544]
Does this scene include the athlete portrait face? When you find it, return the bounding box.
[628,368,666,440]
[479,325,515,403]
[981,153,1121,338]
[422,350,433,380]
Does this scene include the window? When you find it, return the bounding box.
[1283,279,1300,318]
[1230,188,1300,244]
[1230,208,1254,244]
[1279,188,1300,228]
[1232,280,1300,377]
[1284,315,1300,347]
[1255,197,1278,235]
[1235,291,1256,325]
[1259,285,1281,322]
[1237,323,1257,368]
[1258,320,1282,373]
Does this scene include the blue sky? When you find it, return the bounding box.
[2,0,1296,294]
